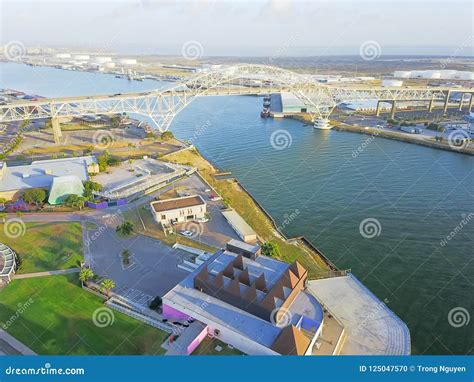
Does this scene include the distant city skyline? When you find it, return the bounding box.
[1,0,473,57]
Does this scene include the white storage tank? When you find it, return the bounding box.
[393,71,411,78]
[421,71,441,79]
[118,58,137,65]
[439,70,457,80]
[409,71,423,78]
[55,53,71,59]
[458,71,474,80]
[96,56,112,63]
[74,54,89,61]
[105,62,115,68]
[382,79,403,87]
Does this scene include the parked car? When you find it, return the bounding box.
[180,230,194,237]
[195,217,209,223]
[209,193,222,201]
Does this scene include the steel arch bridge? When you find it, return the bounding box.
[0,64,471,137]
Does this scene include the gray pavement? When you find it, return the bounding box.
[87,225,189,298]
[0,329,36,355]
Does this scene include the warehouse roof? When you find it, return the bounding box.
[0,157,91,192]
[221,209,256,238]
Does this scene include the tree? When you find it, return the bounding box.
[110,115,121,128]
[83,181,103,200]
[101,278,116,297]
[261,242,280,258]
[64,194,86,210]
[22,188,47,206]
[116,221,134,236]
[97,153,108,172]
[0,212,7,223]
[79,267,94,286]
[121,249,131,266]
[161,131,174,141]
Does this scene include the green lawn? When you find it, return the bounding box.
[0,222,83,274]
[0,274,169,355]
[191,337,244,356]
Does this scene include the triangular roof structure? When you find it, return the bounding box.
[271,325,311,355]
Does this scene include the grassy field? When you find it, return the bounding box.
[0,222,83,274]
[162,149,330,278]
[0,274,169,355]
[191,337,244,356]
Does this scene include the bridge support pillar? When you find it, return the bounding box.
[443,90,451,114]
[376,101,381,116]
[428,98,434,112]
[459,93,465,111]
[390,101,396,120]
[51,117,62,144]
[469,93,473,112]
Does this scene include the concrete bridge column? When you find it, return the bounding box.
[459,93,465,111]
[443,90,451,114]
[51,117,62,144]
[375,101,381,116]
[428,98,434,112]
[469,93,473,112]
[390,101,396,119]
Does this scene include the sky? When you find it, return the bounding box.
[0,0,473,56]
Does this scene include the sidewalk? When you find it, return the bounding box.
[14,268,81,280]
[0,329,36,355]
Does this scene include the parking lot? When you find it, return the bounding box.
[86,224,191,299]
